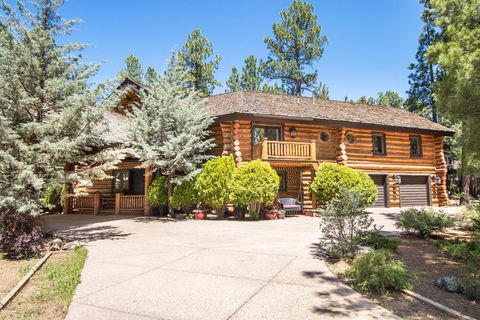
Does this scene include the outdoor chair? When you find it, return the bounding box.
[277,198,302,213]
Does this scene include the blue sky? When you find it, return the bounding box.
[57,0,423,100]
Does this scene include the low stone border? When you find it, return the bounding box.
[402,289,476,320]
[0,252,52,310]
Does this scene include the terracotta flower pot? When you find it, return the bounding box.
[193,209,207,220]
[263,210,277,220]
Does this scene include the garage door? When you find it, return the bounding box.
[400,175,430,207]
[369,175,387,207]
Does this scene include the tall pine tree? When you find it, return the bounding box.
[226,55,265,92]
[406,0,442,122]
[0,0,121,214]
[176,29,221,96]
[118,54,144,83]
[261,0,327,96]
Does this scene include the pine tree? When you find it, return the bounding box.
[406,0,441,121]
[118,54,144,83]
[427,0,480,201]
[177,29,221,96]
[127,63,215,215]
[313,81,329,99]
[261,0,327,96]
[0,0,121,214]
[226,67,242,92]
[145,67,159,85]
[376,91,404,108]
[241,55,263,91]
[356,96,376,105]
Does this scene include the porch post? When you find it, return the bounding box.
[93,193,101,216]
[310,140,317,161]
[261,138,269,160]
[115,192,121,215]
[144,166,153,216]
[62,163,74,214]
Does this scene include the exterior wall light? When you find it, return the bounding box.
[435,175,442,185]
[395,175,402,185]
[290,127,297,138]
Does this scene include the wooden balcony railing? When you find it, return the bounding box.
[115,194,145,214]
[253,139,317,161]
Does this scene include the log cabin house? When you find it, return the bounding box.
[66,78,454,216]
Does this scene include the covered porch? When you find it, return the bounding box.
[64,160,153,216]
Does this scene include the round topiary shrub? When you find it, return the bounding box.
[196,155,236,217]
[309,163,377,206]
[170,176,200,212]
[147,176,168,206]
[231,160,280,215]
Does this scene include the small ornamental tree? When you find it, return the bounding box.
[170,176,200,212]
[196,155,236,217]
[309,163,377,207]
[147,176,168,206]
[232,160,280,214]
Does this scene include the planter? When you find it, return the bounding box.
[193,209,207,220]
[149,205,166,217]
[263,210,277,220]
[276,210,286,219]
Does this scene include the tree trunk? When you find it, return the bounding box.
[461,175,472,205]
[295,78,301,97]
[166,174,174,217]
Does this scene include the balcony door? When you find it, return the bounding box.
[253,126,282,143]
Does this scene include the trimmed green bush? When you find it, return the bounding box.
[196,155,236,217]
[43,183,63,212]
[147,176,168,206]
[356,229,399,252]
[309,163,377,206]
[395,208,454,238]
[231,160,280,214]
[345,249,414,293]
[170,176,199,211]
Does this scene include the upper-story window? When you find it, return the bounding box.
[253,126,282,143]
[410,136,422,157]
[372,133,386,155]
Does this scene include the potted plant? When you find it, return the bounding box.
[262,204,278,220]
[193,203,208,220]
[147,176,168,216]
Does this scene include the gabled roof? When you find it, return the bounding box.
[204,91,455,136]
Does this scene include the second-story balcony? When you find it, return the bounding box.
[252,139,317,161]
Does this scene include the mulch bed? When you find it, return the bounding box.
[393,235,479,320]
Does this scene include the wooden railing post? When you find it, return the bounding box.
[93,193,101,216]
[144,167,153,216]
[310,140,317,161]
[261,138,269,160]
[115,192,121,215]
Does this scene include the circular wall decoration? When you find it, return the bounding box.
[346,132,356,144]
[319,131,330,142]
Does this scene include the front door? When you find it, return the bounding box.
[113,169,145,195]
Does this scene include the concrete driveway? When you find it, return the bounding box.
[42,214,399,320]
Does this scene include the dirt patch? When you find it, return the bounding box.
[0,250,86,320]
[0,256,40,297]
[394,235,479,320]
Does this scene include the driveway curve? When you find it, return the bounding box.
[42,214,399,320]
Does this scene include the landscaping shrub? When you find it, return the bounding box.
[196,155,236,217]
[395,207,454,238]
[43,183,63,212]
[231,160,280,214]
[356,229,399,252]
[249,210,260,221]
[317,189,374,259]
[462,201,480,231]
[147,176,168,206]
[170,176,200,212]
[345,249,414,293]
[0,208,44,259]
[309,163,377,207]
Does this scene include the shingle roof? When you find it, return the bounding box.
[204,91,454,135]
